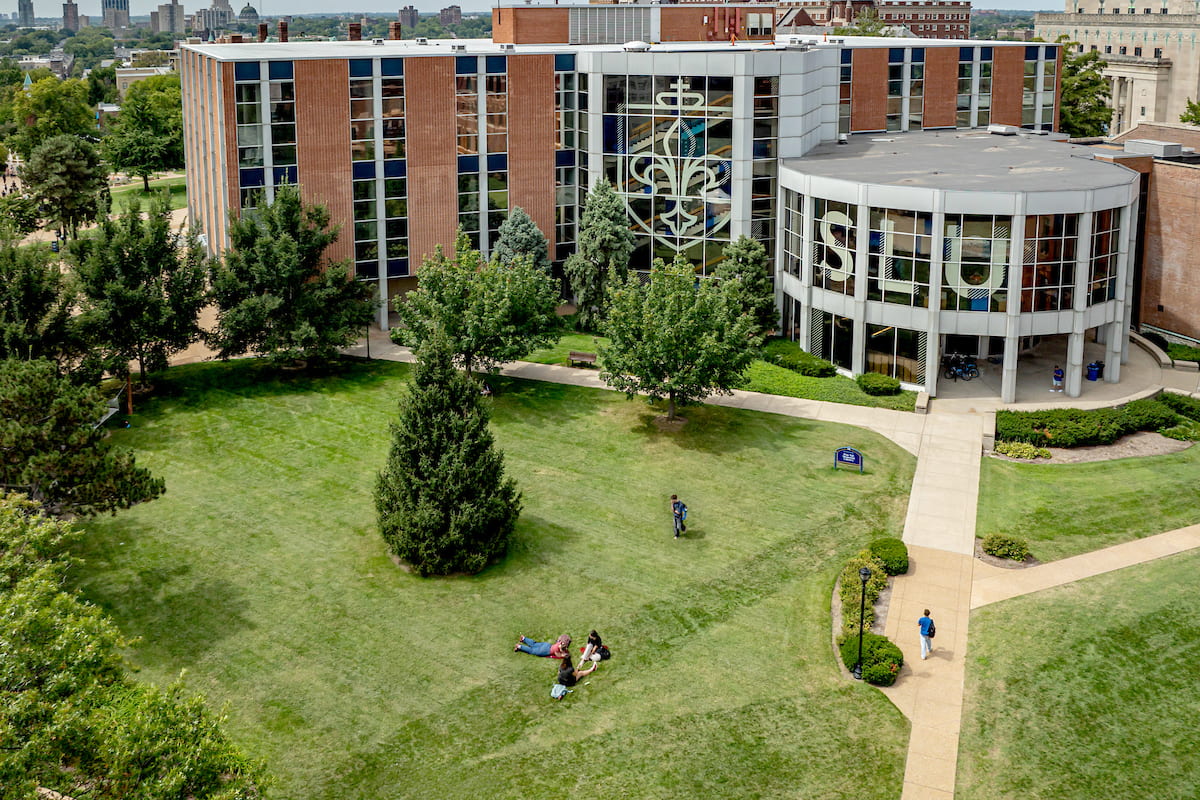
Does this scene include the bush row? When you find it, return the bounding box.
[1159,392,1200,422]
[838,552,889,638]
[762,337,837,377]
[1167,342,1200,364]
[995,398,1180,448]
[869,537,909,576]
[994,441,1051,459]
[856,373,902,396]
[835,543,907,687]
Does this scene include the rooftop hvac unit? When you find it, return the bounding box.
[371,38,384,45]
[500,43,515,51]
[1123,139,1183,158]
[988,124,1020,136]
[415,36,428,44]
[451,43,465,51]
[623,40,651,51]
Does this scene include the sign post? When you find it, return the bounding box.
[834,446,864,474]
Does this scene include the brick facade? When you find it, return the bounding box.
[404,57,459,265]
[923,45,958,127]
[850,48,888,132]
[1142,160,1200,340]
[295,59,353,268]
[507,54,558,252]
[989,44,1024,127]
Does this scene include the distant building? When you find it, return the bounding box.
[438,4,461,25]
[193,4,230,35]
[62,0,78,30]
[994,27,1034,41]
[776,0,971,39]
[152,0,186,33]
[398,5,419,29]
[238,2,258,25]
[116,65,173,96]
[102,0,130,29]
[18,0,35,27]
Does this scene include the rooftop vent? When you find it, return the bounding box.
[623,40,651,51]
[451,43,465,51]
[988,124,1020,136]
[415,36,428,45]
[499,43,515,51]
[1123,139,1183,158]
[371,38,384,45]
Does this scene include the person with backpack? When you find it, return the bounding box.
[918,609,936,660]
[670,494,688,539]
[579,629,610,663]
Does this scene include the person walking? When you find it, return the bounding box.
[1051,365,1064,392]
[670,494,687,539]
[918,609,935,660]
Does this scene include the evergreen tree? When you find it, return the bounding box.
[714,235,777,338]
[21,134,107,239]
[0,238,81,368]
[491,205,551,273]
[600,254,760,421]
[563,180,635,332]
[375,330,521,576]
[71,195,206,387]
[0,358,165,516]
[392,231,560,374]
[1057,37,1111,137]
[208,186,376,365]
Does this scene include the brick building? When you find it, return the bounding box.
[776,0,971,39]
[439,5,462,26]
[398,5,419,30]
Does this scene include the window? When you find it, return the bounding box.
[868,207,932,307]
[1119,46,1127,54]
[866,325,926,384]
[1134,46,1142,56]
[812,198,856,295]
[1020,214,1078,312]
[1105,45,1112,53]
[1154,48,1163,57]
[1089,208,1120,304]
[457,75,478,154]
[942,214,1011,311]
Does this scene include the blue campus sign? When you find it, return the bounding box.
[834,446,864,473]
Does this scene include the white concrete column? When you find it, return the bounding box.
[1106,319,1124,382]
[1065,209,1094,397]
[729,75,755,241]
[1116,198,1138,366]
[1066,330,1086,396]
[850,197,870,376]
[1002,209,1027,403]
[798,191,815,352]
[925,205,946,396]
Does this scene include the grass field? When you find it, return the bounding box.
[109,175,187,212]
[73,359,915,800]
[976,446,1200,561]
[522,332,608,366]
[958,550,1200,799]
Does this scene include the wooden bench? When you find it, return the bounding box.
[567,351,598,368]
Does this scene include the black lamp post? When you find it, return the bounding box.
[852,566,872,681]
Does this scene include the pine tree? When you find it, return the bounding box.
[71,195,206,388]
[564,180,634,332]
[714,235,777,338]
[0,238,81,369]
[375,330,521,576]
[491,206,551,273]
[21,134,107,239]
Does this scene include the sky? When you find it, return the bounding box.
[11,0,1063,23]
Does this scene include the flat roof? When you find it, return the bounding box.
[783,131,1137,193]
[182,34,1048,61]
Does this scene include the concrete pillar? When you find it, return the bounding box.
[1001,208,1026,404]
[1106,318,1123,382]
[798,192,815,353]
[925,205,946,396]
[1066,330,1086,397]
[850,197,869,376]
[1117,198,1138,365]
[1066,209,1094,398]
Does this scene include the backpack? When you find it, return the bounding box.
[598,645,611,661]
[551,683,572,700]
[927,620,936,638]
[680,504,688,521]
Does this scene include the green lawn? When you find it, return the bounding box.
[74,358,915,800]
[958,550,1200,799]
[109,175,187,212]
[976,446,1200,561]
[522,332,608,365]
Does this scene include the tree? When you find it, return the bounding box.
[1057,37,1111,137]
[7,76,93,159]
[0,192,39,237]
[70,195,206,387]
[713,235,777,338]
[563,179,635,332]
[491,205,551,273]
[0,493,81,590]
[21,134,107,238]
[834,7,894,37]
[103,74,183,191]
[208,186,376,364]
[0,239,81,368]
[392,230,561,375]
[86,64,118,105]
[600,254,760,421]
[1181,98,1200,126]
[375,329,521,576]
[0,358,165,516]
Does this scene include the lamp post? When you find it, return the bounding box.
[852,566,872,681]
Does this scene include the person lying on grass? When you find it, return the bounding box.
[515,633,571,658]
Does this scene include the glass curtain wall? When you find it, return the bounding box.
[866,324,926,384]
[1020,213,1077,312]
[234,60,296,210]
[868,207,932,307]
[942,213,1009,311]
[811,197,856,295]
[1088,208,1120,304]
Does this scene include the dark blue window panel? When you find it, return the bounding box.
[355,261,378,279]
[456,55,477,74]
[239,168,265,187]
[888,48,904,63]
[981,47,993,60]
[487,153,507,171]
[352,161,376,180]
[911,48,925,63]
[458,155,479,173]
[485,55,506,74]
[268,61,293,80]
[959,46,974,61]
[384,159,406,178]
[554,53,575,72]
[234,61,260,82]
[349,59,373,78]
[555,150,575,167]
[273,166,298,185]
[387,258,410,278]
[1025,45,1040,60]
[841,49,853,64]
[381,58,404,76]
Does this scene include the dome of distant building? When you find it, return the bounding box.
[238,3,259,24]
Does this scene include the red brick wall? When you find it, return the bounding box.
[295,59,353,268]
[404,57,459,268]
[221,61,238,248]
[850,48,887,132]
[491,7,569,44]
[923,45,958,128]
[506,54,557,252]
[660,6,775,42]
[1142,161,1200,340]
[990,45,1024,128]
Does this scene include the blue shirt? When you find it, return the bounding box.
[918,616,934,636]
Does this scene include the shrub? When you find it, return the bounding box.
[995,399,1181,448]
[762,338,837,377]
[1122,398,1179,432]
[1141,329,1169,352]
[856,372,902,396]
[839,632,904,686]
[1167,342,1200,364]
[868,537,909,575]
[1161,420,1200,442]
[838,552,888,637]
[995,441,1051,459]
[982,533,1031,562]
[1159,392,1200,423]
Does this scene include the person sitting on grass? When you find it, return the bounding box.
[580,629,605,663]
[556,654,598,688]
[515,633,571,658]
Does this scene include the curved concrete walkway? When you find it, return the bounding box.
[343,332,1200,799]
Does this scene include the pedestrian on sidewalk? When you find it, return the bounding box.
[670,494,687,539]
[1051,365,1064,392]
[918,609,936,660]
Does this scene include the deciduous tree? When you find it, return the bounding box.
[7,76,93,159]
[375,329,521,576]
[600,254,760,421]
[102,73,182,191]
[491,205,551,273]
[834,7,894,37]
[208,186,376,364]
[1181,97,1200,126]
[714,235,776,338]
[1057,36,1111,137]
[21,134,106,238]
[563,179,634,332]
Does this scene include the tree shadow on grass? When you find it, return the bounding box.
[483,514,578,580]
[627,402,816,457]
[485,375,594,427]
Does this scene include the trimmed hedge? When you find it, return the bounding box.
[1167,342,1200,364]
[839,632,904,687]
[868,537,909,575]
[982,533,1031,562]
[838,552,889,638]
[996,398,1181,448]
[1159,392,1200,423]
[856,373,902,396]
[995,441,1051,459]
[762,338,837,377]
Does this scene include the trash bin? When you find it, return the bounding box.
[1095,360,1105,380]
[1086,361,1100,381]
